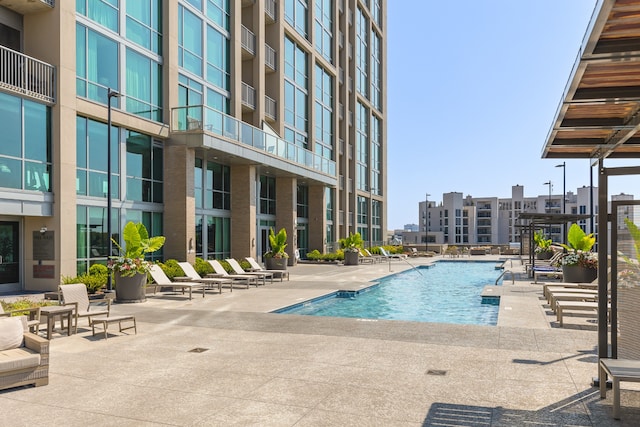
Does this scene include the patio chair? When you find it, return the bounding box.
[148,264,206,299]
[225,258,273,285]
[0,316,49,390]
[59,284,111,333]
[380,247,407,260]
[364,249,384,263]
[207,260,259,287]
[245,257,290,281]
[177,262,235,293]
[0,305,41,334]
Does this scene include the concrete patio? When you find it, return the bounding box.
[1,255,639,426]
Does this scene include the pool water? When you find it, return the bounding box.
[276,261,503,326]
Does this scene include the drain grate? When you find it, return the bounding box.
[426,369,448,376]
[188,347,209,353]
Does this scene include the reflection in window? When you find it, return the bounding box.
[126,132,163,203]
[76,116,119,198]
[260,175,276,215]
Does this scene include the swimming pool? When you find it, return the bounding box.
[274,261,504,326]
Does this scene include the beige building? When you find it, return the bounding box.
[0,0,386,293]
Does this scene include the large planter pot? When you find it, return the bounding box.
[561,265,598,283]
[115,272,148,303]
[536,251,554,260]
[265,257,288,270]
[344,251,360,266]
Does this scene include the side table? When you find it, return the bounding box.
[40,306,74,340]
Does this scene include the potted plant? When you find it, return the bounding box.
[558,223,597,283]
[108,222,165,302]
[264,228,289,270]
[339,232,363,266]
[533,229,554,260]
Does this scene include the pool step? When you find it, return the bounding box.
[481,285,502,305]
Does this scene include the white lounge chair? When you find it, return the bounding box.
[59,283,111,333]
[225,258,273,285]
[148,264,206,299]
[207,260,258,287]
[379,247,407,260]
[177,262,235,293]
[245,257,290,281]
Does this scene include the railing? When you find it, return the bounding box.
[241,25,255,54]
[171,105,336,176]
[0,45,55,104]
[265,0,277,21]
[241,82,255,109]
[265,43,277,71]
[265,95,277,120]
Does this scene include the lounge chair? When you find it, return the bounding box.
[0,316,49,390]
[358,250,375,264]
[207,260,259,287]
[548,290,598,311]
[555,300,610,326]
[533,268,563,283]
[148,264,206,299]
[0,305,41,334]
[379,247,407,260]
[364,249,384,263]
[58,284,111,333]
[226,258,273,285]
[410,248,419,257]
[245,257,290,281]
[177,262,235,293]
[599,358,640,419]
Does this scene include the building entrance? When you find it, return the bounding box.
[0,221,20,291]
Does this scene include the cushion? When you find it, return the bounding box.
[0,348,40,372]
[0,316,25,351]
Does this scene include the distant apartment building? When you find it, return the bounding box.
[406,185,614,246]
[0,0,387,293]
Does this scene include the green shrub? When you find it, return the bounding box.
[307,250,322,260]
[194,257,213,276]
[157,259,184,281]
[1,298,55,312]
[89,263,108,275]
[61,273,106,294]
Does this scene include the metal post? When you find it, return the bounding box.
[597,158,608,365]
[106,88,120,291]
[556,162,566,243]
[425,193,430,252]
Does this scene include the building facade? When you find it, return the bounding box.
[408,185,606,246]
[0,0,387,293]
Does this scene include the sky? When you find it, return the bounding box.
[386,0,640,230]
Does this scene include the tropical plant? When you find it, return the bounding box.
[339,232,363,253]
[533,229,553,254]
[265,228,289,259]
[558,223,597,269]
[108,222,166,277]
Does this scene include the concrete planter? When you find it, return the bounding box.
[265,257,288,270]
[561,265,597,283]
[344,251,360,266]
[115,272,148,303]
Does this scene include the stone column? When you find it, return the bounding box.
[231,165,257,259]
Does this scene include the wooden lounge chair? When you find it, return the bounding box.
[148,264,206,299]
[599,358,640,419]
[555,300,610,326]
[177,262,235,293]
[245,257,289,281]
[225,258,273,285]
[207,260,259,287]
[548,291,598,311]
[364,249,384,263]
[59,284,111,333]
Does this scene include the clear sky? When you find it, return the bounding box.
[386,0,640,230]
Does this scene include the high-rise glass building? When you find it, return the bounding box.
[0,0,386,293]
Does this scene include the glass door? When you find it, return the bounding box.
[0,221,20,290]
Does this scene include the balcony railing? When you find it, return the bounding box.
[241,25,255,55]
[265,43,277,71]
[171,105,336,176]
[265,0,277,22]
[241,82,256,109]
[265,95,277,120]
[0,45,55,104]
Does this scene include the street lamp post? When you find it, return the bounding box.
[556,162,566,243]
[107,88,120,291]
[425,193,431,251]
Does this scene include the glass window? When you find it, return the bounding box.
[125,132,163,203]
[207,0,230,31]
[0,92,22,158]
[284,38,308,148]
[260,175,276,215]
[76,24,119,104]
[206,25,230,90]
[285,0,308,38]
[76,0,119,32]
[297,185,309,218]
[76,116,119,199]
[126,48,163,121]
[126,0,162,54]
[178,5,203,77]
[314,0,332,62]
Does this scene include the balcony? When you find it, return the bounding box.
[265,95,277,121]
[241,25,256,56]
[241,82,256,110]
[0,0,53,14]
[0,45,55,104]
[171,105,336,177]
[265,44,277,71]
[265,0,277,23]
